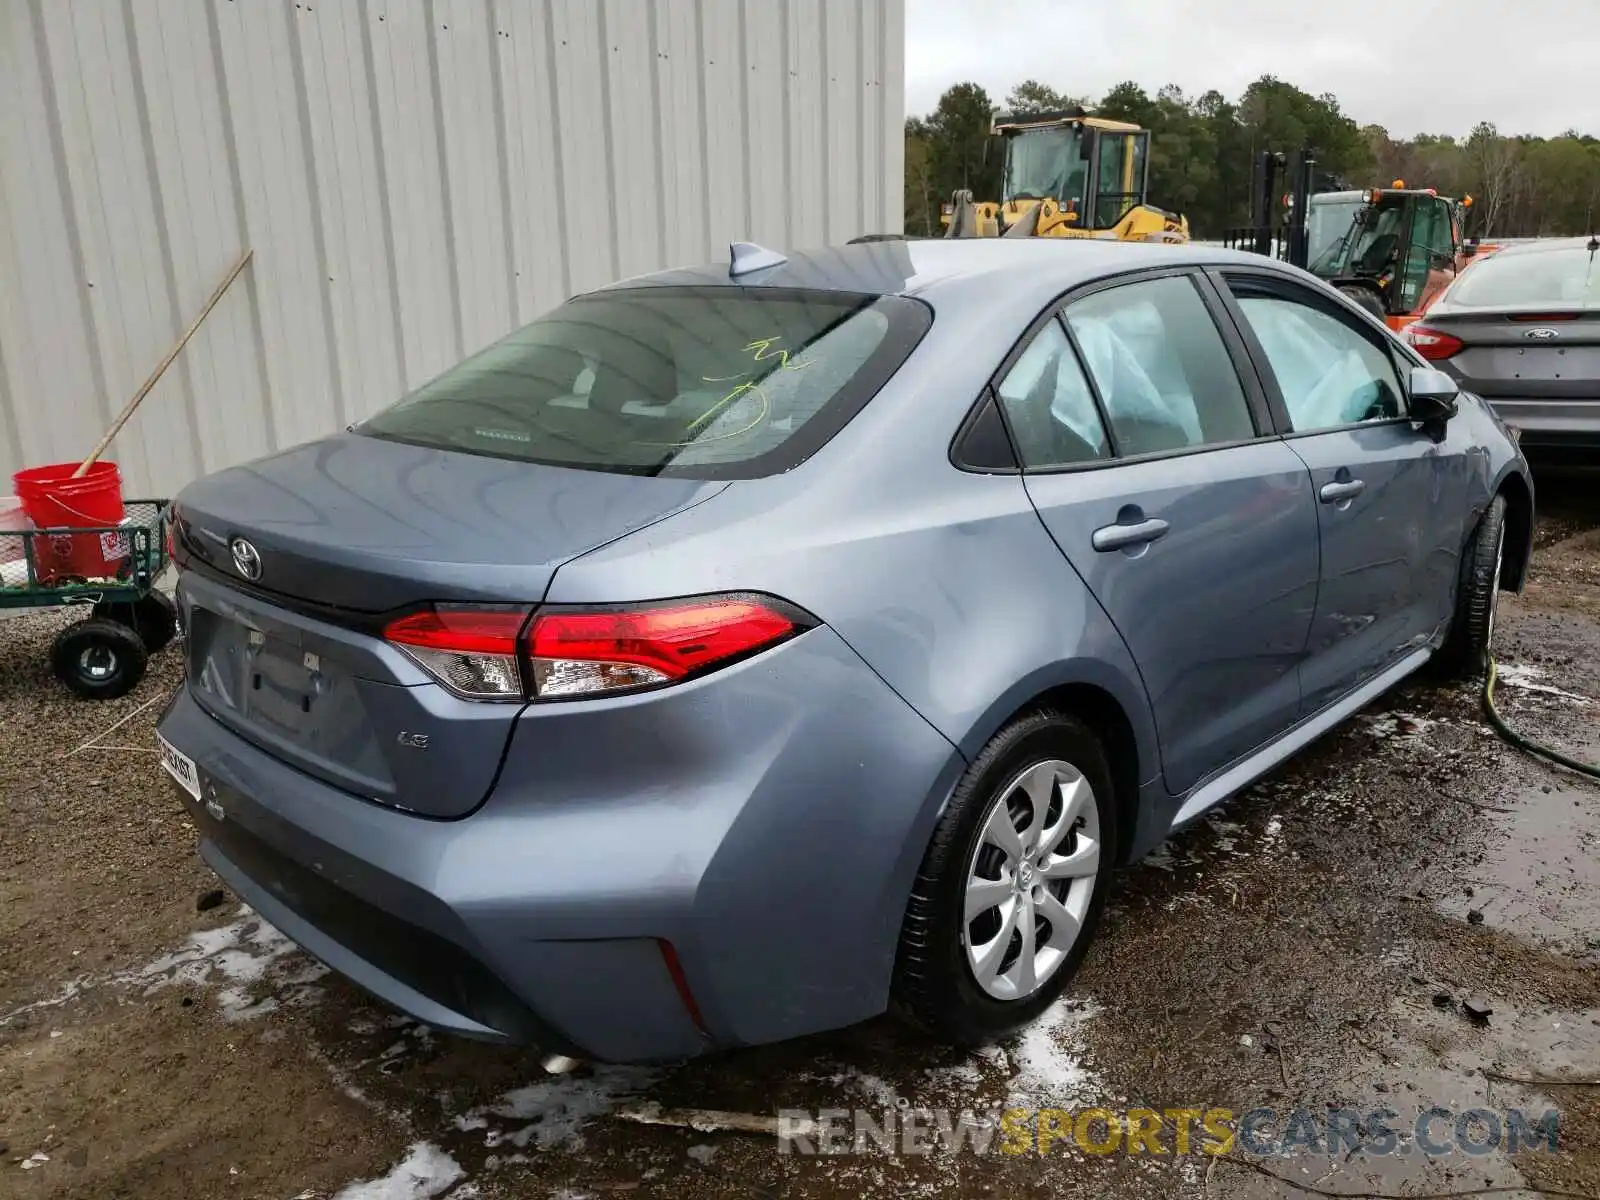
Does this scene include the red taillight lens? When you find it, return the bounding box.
[385,606,530,700]
[384,594,811,702]
[1404,324,1465,361]
[527,594,805,700]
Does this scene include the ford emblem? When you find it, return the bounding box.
[1524,327,1560,340]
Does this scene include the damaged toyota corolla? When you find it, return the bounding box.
[157,238,1533,1066]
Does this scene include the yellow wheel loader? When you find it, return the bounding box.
[941,110,1189,243]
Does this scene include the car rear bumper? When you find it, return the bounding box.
[156,624,963,1063]
[1485,398,1600,447]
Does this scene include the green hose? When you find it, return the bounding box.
[1482,657,1600,781]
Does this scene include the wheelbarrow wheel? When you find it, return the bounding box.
[51,617,149,700]
[94,590,179,653]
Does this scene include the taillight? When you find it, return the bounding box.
[527,594,807,699]
[384,593,811,702]
[384,606,531,700]
[1404,324,1465,361]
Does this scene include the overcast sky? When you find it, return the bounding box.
[905,0,1600,139]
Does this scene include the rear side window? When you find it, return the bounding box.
[1062,275,1256,456]
[994,318,1109,468]
[358,287,931,478]
[1447,246,1600,309]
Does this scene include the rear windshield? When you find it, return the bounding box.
[357,286,931,478]
[1448,244,1600,309]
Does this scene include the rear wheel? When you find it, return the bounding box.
[892,709,1117,1045]
[1436,494,1507,681]
[1338,284,1387,322]
[50,617,149,700]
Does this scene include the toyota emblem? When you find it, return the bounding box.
[1524,327,1560,340]
[230,537,262,581]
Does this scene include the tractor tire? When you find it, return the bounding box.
[1338,285,1387,323]
[51,617,149,700]
[892,709,1118,1046]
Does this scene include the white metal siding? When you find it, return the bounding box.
[0,0,904,498]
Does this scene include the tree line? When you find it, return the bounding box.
[904,76,1600,240]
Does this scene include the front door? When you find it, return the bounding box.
[1215,269,1474,712]
[991,271,1319,796]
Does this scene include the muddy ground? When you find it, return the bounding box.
[3,475,1598,1200]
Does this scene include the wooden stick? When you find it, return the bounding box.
[74,247,254,477]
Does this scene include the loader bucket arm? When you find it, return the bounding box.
[945,189,979,238]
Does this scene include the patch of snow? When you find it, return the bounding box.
[822,1067,906,1110]
[137,910,328,1020]
[923,1061,985,1088]
[1004,998,1102,1106]
[1365,712,1438,739]
[464,1065,661,1151]
[1495,663,1593,704]
[0,978,94,1026]
[1142,844,1177,872]
[333,1142,463,1200]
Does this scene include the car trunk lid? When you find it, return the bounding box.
[173,433,725,817]
[1427,309,1600,400]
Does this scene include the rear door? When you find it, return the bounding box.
[1214,269,1476,712]
[997,269,1319,796]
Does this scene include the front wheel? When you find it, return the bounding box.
[892,710,1117,1045]
[1436,494,1507,681]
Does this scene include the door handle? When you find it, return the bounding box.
[1091,517,1170,552]
[1319,479,1366,504]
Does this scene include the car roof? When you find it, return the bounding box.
[591,238,1302,313]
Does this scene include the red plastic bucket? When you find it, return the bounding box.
[12,461,128,583]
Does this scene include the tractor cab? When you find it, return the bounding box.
[940,110,1187,243]
[1306,184,1469,324]
[997,111,1151,230]
[1226,152,1473,330]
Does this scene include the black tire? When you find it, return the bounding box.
[50,617,149,700]
[1339,284,1387,322]
[94,590,179,653]
[892,709,1119,1046]
[1436,494,1507,681]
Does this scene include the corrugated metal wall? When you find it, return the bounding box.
[0,0,905,497]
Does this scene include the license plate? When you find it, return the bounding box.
[158,733,200,801]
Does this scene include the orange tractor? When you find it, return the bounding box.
[1227,149,1504,331]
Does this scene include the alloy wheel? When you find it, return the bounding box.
[963,759,1101,1001]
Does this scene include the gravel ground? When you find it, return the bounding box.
[1,476,1597,1200]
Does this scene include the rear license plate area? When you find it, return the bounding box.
[188,607,347,741]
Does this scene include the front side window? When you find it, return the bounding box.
[358,287,930,478]
[1229,288,1405,431]
[994,318,1109,468]
[1062,275,1256,456]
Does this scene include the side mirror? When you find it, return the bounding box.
[1408,366,1459,422]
